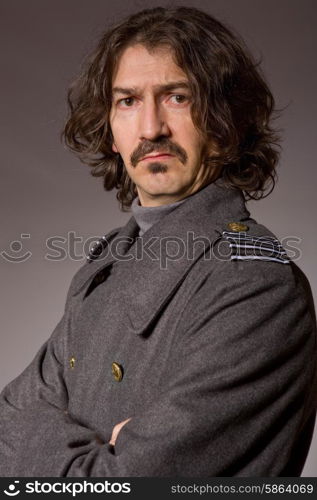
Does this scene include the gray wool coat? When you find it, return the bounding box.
[0,180,316,477]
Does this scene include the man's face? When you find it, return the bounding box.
[110,44,214,206]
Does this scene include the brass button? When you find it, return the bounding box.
[112,362,123,382]
[69,357,76,369]
[227,222,249,232]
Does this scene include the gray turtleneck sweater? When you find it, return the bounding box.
[131,196,186,236]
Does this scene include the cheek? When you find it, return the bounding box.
[110,119,137,158]
[109,115,117,152]
[172,115,202,147]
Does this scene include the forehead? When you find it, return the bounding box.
[112,44,188,89]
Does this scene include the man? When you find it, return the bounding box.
[0,6,316,476]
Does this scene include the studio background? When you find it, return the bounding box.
[1,0,316,475]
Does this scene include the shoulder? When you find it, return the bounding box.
[188,219,316,327]
[217,220,290,266]
[192,219,297,300]
[180,221,315,345]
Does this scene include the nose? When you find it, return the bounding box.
[138,97,170,140]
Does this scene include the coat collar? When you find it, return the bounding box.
[70,217,139,297]
[72,180,251,335]
[120,179,250,334]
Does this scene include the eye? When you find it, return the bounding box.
[117,97,135,107]
[169,94,189,104]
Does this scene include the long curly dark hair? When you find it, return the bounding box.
[63,6,280,211]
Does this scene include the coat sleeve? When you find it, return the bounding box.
[1,259,316,476]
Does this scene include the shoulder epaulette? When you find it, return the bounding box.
[222,231,290,264]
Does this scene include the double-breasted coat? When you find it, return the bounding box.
[0,180,316,476]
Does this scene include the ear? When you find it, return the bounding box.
[112,142,119,153]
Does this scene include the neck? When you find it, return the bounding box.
[131,196,187,236]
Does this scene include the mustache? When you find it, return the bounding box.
[130,138,188,167]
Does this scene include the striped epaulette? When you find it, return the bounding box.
[222,231,290,264]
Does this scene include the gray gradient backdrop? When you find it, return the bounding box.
[1,0,316,476]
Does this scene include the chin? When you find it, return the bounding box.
[136,170,189,197]
[143,177,181,194]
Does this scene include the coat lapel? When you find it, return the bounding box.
[71,180,251,334]
[71,216,139,297]
[120,180,251,335]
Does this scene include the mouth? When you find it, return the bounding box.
[141,153,174,161]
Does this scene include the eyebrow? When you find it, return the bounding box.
[112,81,190,96]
